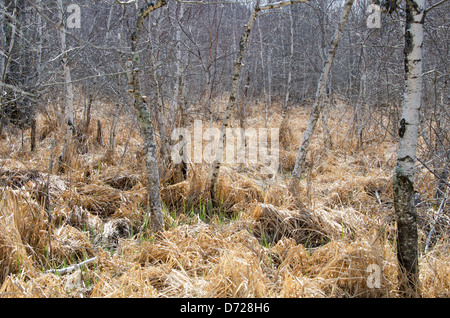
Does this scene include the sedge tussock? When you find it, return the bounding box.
[419,241,450,298]
[56,206,104,235]
[136,223,223,273]
[205,247,270,298]
[309,239,398,297]
[0,273,66,298]
[99,166,141,191]
[216,172,265,212]
[0,188,46,282]
[162,268,208,298]
[91,264,159,298]
[269,237,310,277]
[70,184,123,216]
[52,225,96,263]
[280,272,327,298]
[251,203,367,247]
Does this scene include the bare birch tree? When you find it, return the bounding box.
[57,0,75,165]
[209,0,309,204]
[292,0,354,179]
[393,0,425,296]
[209,1,262,205]
[282,5,294,120]
[125,0,168,233]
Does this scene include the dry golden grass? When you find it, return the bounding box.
[0,100,448,298]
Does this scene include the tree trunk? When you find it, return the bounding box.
[127,0,167,233]
[83,94,93,133]
[209,2,261,204]
[148,32,169,162]
[282,6,294,120]
[96,119,103,146]
[0,0,18,136]
[109,103,121,151]
[257,20,270,128]
[176,66,188,180]
[393,0,424,297]
[171,3,184,129]
[356,70,367,151]
[30,116,36,151]
[58,0,75,164]
[292,0,354,179]
[435,162,449,200]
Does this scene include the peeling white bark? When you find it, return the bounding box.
[393,0,424,295]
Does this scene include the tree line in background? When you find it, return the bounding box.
[0,0,448,297]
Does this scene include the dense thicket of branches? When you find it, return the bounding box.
[1,0,446,146]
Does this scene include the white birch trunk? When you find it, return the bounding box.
[292,0,354,179]
[58,0,75,163]
[209,3,261,203]
[393,0,424,296]
[282,6,294,120]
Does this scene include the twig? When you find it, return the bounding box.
[46,257,97,275]
[424,0,449,17]
[424,186,449,254]
[417,157,450,188]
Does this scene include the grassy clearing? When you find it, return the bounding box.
[0,100,448,298]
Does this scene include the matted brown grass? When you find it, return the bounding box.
[0,100,448,298]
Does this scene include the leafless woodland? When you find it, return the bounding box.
[0,0,448,298]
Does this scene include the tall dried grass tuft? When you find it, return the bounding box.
[308,241,397,297]
[419,240,450,298]
[205,246,270,298]
[251,204,367,248]
[0,188,46,283]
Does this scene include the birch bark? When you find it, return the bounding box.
[57,0,75,164]
[282,6,294,120]
[209,2,261,204]
[127,0,167,233]
[393,0,425,296]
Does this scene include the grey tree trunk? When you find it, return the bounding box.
[148,30,169,162]
[109,103,122,151]
[0,0,18,136]
[127,0,167,233]
[292,0,354,179]
[209,2,261,204]
[393,0,425,296]
[282,6,294,120]
[58,0,75,164]
[83,94,94,133]
[170,3,184,130]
